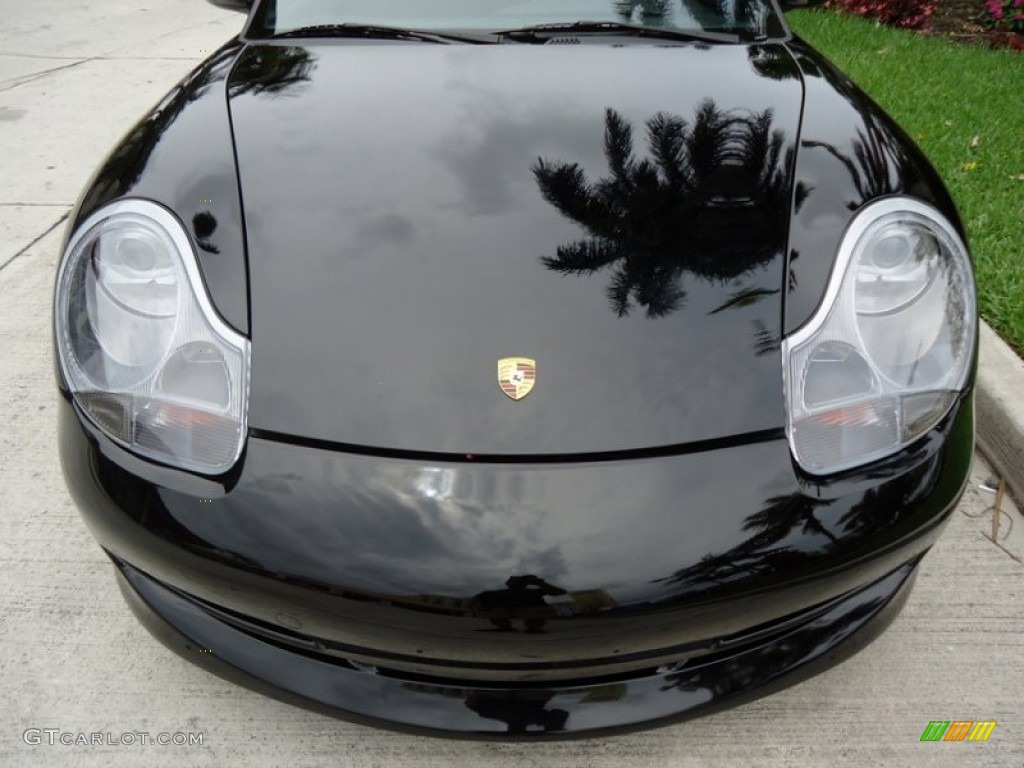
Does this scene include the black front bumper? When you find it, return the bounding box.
[60,392,973,736]
[118,557,919,738]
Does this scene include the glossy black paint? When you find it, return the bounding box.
[69,42,251,334]
[782,37,963,333]
[57,17,978,737]
[59,387,972,676]
[207,0,253,12]
[117,557,918,738]
[229,43,803,454]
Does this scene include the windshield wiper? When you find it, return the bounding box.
[272,24,492,44]
[498,21,742,45]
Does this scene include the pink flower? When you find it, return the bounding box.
[826,0,937,29]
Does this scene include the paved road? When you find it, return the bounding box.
[1,3,1022,766]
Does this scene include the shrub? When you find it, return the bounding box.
[823,0,937,30]
[985,0,1024,35]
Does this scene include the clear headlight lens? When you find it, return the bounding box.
[783,198,975,474]
[55,200,250,474]
[82,220,179,376]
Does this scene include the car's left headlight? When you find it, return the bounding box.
[55,199,250,474]
[783,197,975,475]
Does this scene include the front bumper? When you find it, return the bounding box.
[60,391,973,735]
[118,556,919,738]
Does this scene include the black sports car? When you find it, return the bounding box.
[55,0,977,738]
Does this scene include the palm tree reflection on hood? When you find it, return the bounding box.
[532,101,792,318]
[803,116,905,211]
[228,45,316,99]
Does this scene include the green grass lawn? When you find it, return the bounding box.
[787,9,1024,355]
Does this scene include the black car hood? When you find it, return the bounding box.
[228,42,804,455]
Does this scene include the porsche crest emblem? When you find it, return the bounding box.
[497,357,536,401]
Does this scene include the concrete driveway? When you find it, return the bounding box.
[1,3,1021,766]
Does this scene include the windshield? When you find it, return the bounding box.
[252,0,781,38]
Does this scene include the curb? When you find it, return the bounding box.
[976,320,1024,505]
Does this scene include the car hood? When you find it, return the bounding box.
[227,42,805,455]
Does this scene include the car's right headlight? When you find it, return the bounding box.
[783,197,976,475]
[55,199,250,474]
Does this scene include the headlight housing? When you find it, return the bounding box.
[783,197,975,475]
[55,200,250,474]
